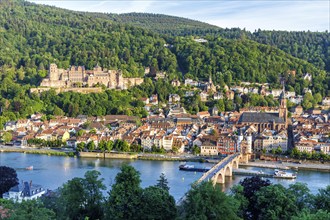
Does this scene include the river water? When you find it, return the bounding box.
[1,152,329,201]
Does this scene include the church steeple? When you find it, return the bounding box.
[209,73,212,84]
[278,80,287,125]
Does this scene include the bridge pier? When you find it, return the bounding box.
[239,154,250,164]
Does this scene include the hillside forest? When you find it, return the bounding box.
[0,0,329,126]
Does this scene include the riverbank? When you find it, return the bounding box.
[240,160,330,172]
[0,146,70,156]
[79,151,138,159]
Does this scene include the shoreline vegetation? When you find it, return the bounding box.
[1,146,329,171]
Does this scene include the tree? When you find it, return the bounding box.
[156,173,170,191]
[314,185,330,212]
[53,106,64,116]
[1,132,12,143]
[56,170,105,220]
[105,140,114,152]
[288,182,313,210]
[82,170,106,219]
[140,186,177,220]
[76,142,85,152]
[86,141,95,151]
[239,176,271,219]
[192,145,201,155]
[0,166,18,198]
[255,184,298,220]
[180,181,240,220]
[76,129,85,137]
[106,164,142,220]
[231,184,248,218]
[275,146,282,155]
[98,140,106,152]
[1,199,55,220]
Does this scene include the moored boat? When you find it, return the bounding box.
[273,169,296,179]
[179,164,210,172]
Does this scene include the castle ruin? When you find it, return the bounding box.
[40,64,143,90]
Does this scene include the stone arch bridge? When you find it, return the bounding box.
[197,153,248,185]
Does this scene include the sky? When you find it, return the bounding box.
[29,0,330,32]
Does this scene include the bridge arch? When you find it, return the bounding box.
[224,165,232,177]
[232,159,239,169]
[215,172,224,184]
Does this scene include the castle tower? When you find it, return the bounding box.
[49,63,59,81]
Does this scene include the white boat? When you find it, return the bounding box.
[25,166,33,170]
[274,169,296,179]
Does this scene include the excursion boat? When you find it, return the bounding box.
[273,169,296,179]
[179,164,210,172]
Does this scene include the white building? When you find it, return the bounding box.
[2,181,46,203]
[184,79,198,87]
[271,89,283,98]
[169,94,180,103]
[322,97,330,106]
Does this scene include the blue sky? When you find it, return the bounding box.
[29,0,329,32]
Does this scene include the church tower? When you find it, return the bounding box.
[278,83,287,125]
[209,73,213,84]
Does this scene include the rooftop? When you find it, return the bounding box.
[238,112,285,124]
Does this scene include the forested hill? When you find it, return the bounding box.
[0,0,178,81]
[208,29,330,72]
[103,12,329,72]
[108,13,221,36]
[171,36,328,97]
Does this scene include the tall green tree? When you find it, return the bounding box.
[140,186,177,220]
[156,173,170,191]
[180,181,240,220]
[56,170,105,220]
[238,176,271,220]
[106,164,142,220]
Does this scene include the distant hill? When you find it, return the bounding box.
[110,13,221,36]
[101,13,330,72]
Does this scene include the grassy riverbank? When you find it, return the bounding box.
[0,146,73,157]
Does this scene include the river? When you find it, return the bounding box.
[1,152,329,201]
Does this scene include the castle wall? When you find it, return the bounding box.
[124,78,144,89]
